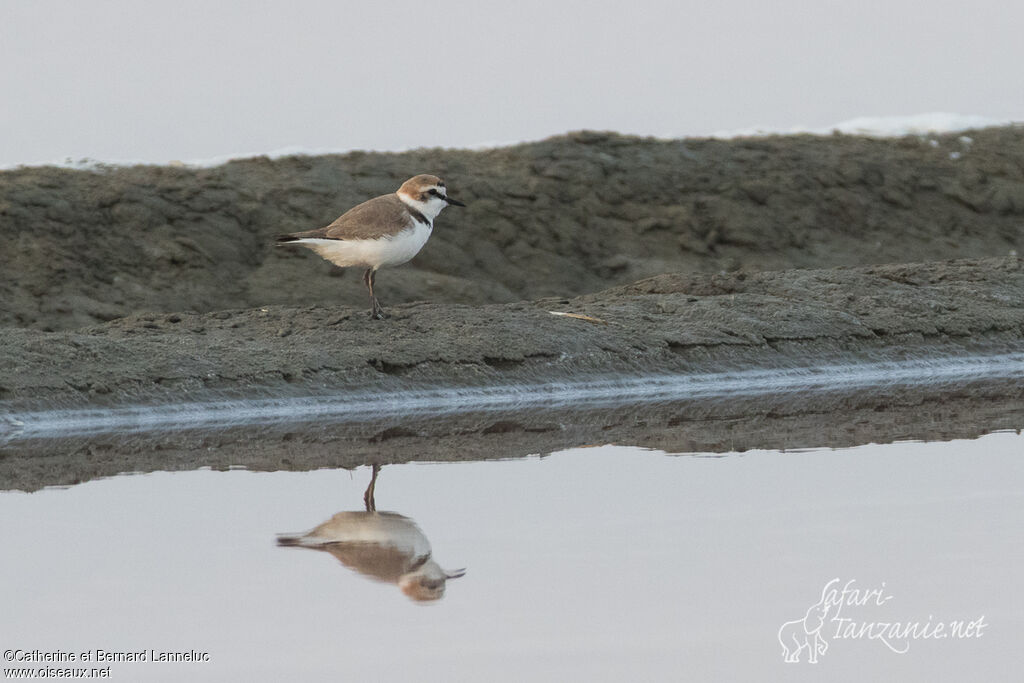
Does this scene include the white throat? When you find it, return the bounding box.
[397,192,447,223]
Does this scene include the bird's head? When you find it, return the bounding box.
[398,560,466,602]
[397,174,465,221]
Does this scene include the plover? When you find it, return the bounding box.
[276,174,465,319]
[277,510,466,601]
[277,466,465,601]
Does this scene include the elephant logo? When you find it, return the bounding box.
[778,579,839,663]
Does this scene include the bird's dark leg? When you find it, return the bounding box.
[362,268,373,314]
[363,268,386,320]
[370,269,386,319]
[363,464,381,512]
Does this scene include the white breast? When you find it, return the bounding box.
[297,221,432,269]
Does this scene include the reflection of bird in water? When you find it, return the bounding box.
[277,465,465,601]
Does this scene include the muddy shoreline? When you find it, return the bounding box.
[1,257,1022,408]
[2,257,1024,490]
[3,130,1024,490]
[3,127,1023,331]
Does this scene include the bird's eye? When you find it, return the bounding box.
[427,189,439,196]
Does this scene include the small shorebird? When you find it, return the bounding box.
[277,510,466,601]
[277,466,465,601]
[276,174,465,319]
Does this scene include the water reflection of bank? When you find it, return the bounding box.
[4,389,1023,492]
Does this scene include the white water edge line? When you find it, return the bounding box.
[3,353,1024,442]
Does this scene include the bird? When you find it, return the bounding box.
[276,510,466,602]
[277,465,465,602]
[276,174,465,319]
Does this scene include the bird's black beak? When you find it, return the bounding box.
[445,196,466,207]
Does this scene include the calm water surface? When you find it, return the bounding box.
[1,433,1021,681]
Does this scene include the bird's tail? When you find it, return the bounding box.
[275,234,303,245]
[275,533,305,546]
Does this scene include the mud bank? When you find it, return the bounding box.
[2,127,1023,331]
[1,256,1022,408]
[2,257,1024,489]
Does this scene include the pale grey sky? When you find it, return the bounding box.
[1,0,1022,166]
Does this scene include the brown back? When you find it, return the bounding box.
[284,194,412,241]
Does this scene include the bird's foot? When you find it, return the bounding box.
[368,291,387,320]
